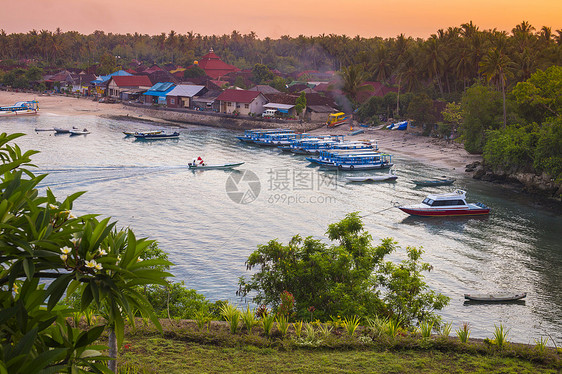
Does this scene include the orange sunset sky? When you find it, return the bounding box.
[2,0,561,39]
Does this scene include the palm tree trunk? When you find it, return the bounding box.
[502,76,507,128]
[108,326,117,372]
[396,76,401,117]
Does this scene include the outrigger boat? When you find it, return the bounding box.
[398,189,490,217]
[188,162,244,170]
[345,169,397,182]
[134,131,180,140]
[464,293,526,302]
[326,112,350,127]
[0,100,39,116]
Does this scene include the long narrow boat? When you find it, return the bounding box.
[0,100,39,116]
[464,293,526,302]
[123,130,162,137]
[187,162,244,170]
[398,189,490,217]
[413,177,456,187]
[134,131,180,140]
[345,169,397,182]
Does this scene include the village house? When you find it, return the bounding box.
[216,89,267,115]
[106,75,152,101]
[165,85,206,109]
[143,82,175,105]
[191,89,222,112]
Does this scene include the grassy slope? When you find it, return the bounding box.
[113,320,560,374]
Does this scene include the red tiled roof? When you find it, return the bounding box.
[111,75,152,87]
[216,89,261,103]
[197,49,239,79]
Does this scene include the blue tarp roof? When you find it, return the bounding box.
[143,82,176,97]
[91,70,133,84]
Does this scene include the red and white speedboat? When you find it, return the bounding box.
[399,189,490,217]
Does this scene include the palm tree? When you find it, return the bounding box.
[371,43,392,83]
[423,36,445,96]
[338,64,371,107]
[479,47,514,128]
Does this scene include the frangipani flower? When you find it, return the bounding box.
[60,254,68,261]
[136,258,143,262]
[98,249,107,256]
[85,260,97,268]
[95,262,103,270]
[48,204,58,209]
[61,247,72,254]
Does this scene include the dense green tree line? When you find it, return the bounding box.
[1,21,560,96]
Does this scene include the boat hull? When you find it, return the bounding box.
[346,175,397,182]
[0,109,38,116]
[188,162,244,170]
[398,207,490,217]
[134,132,179,140]
[413,179,456,186]
[464,293,526,302]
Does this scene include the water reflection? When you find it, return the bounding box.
[4,115,561,345]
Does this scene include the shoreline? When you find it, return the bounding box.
[1,90,478,175]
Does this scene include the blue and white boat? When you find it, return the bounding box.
[0,100,39,116]
[236,129,294,144]
[253,132,309,147]
[307,149,392,171]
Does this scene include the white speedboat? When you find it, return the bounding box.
[398,189,490,217]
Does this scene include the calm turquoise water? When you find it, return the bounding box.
[3,113,561,345]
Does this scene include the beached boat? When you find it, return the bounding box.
[187,162,245,170]
[69,128,90,135]
[326,112,350,127]
[413,177,456,187]
[134,131,180,140]
[464,293,526,302]
[345,169,397,182]
[398,189,490,217]
[0,100,39,116]
[35,128,55,132]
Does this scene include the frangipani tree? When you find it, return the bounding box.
[0,133,172,373]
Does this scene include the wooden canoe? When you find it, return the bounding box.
[464,293,526,302]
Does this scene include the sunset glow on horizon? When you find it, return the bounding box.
[2,0,561,39]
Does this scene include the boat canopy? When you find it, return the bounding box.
[263,103,295,110]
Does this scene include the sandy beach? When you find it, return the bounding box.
[1,91,480,174]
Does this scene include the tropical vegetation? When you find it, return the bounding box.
[238,212,449,326]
